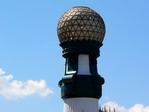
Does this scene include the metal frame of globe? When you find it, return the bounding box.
[57,6,105,43]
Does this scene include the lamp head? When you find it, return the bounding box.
[57,6,106,57]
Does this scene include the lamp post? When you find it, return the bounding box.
[57,6,106,112]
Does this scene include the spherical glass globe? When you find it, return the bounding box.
[57,6,105,43]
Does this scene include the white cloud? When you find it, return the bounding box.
[0,68,6,74]
[103,101,149,112]
[0,74,53,100]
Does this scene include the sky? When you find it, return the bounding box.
[0,0,149,112]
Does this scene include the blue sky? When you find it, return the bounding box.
[0,0,149,112]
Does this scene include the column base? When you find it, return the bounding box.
[64,98,99,112]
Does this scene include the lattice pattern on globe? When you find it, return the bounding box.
[57,6,105,43]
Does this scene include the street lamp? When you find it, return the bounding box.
[57,6,106,112]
